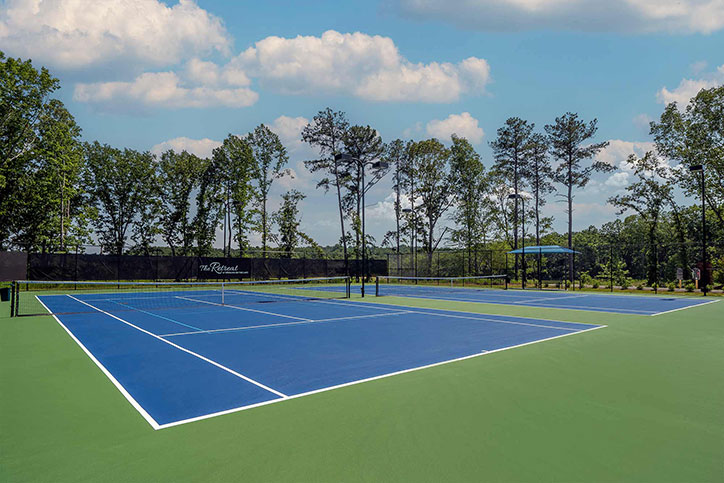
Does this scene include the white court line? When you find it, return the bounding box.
[175,295,311,321]
[650,298,720,317]
[381,292,655,314]
[35,296,162,430]
[403,309,585,331]
[66,295,288,400]
[304,296,601,327]
[157,324,607,429]
[160,311,414,337]
[511,294,589,304]
[107,300,202,332]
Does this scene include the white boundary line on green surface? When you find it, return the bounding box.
[156,324,607,430]
[649,298,720,316]
[37,293,607,430]
[34,296,163,430]
[66,295,289,400]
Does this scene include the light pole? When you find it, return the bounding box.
[508,193,526,289]
[335,153,388,297]
[402,207,415,278]
[689,164,707,296]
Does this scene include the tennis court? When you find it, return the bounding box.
[373,276,717,315]
[23,278,602,429]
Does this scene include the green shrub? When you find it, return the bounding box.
[685,282,695,292]
[579,271,593,286]
[667,282,676,292]
[592,281,599,289]
[636,283,644,290]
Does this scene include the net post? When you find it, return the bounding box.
[375,277,380,296]
[222,281,225,305]
[10,281,16,317]
[346,277,351,298]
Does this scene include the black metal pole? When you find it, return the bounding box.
[701,169,707,296]
[361,159,366,298]
[521,196,526,290]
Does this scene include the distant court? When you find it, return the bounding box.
[369,279,718,315]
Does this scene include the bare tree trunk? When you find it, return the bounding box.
[567,157,573,285]
[333,161,348,275]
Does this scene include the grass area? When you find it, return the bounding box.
[1,294,722,482]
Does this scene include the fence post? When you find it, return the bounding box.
[654,243,658,294]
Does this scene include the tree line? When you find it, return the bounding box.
[2,52,723,285]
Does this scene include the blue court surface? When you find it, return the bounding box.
[370,284,718,315]
[37,291,603,429]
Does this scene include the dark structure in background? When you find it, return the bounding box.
[19,253,386,282]
[0,252,28,281]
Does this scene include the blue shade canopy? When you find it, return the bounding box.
[507,245,580,254]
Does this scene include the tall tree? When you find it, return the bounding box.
[84,142,156,254]
[651,85,724,228]
[525,133,555,245]
[449,135,487,275]
[273,190,308,258]
[193,156,223,256]
[157,150,204,256]
[381,139,411,274]
[0,52,68,249]
[246,124,289,258]
[342,125,387,273]
[608,152,671,285]
[212,135,255,257]
[490,117,534,255]
[12,99,87,252]
[545,112,611,283]
[302,108,351,272]
[408,139,456,273]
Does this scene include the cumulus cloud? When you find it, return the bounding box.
[425,112,485,143]
[0,0,231,70]
[151,137,222,159]
[393,0,724,34]
[596,140,656,169]
[73,70,258,112]
[233,30,490,102]
[366,192,409,221]
[632,113,653,131]
[605,172,630,187]
[657,64,724,105]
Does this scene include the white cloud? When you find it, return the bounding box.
[605,172,630,187]
[632,114,653,131]
[596,140,656,169]
[425,112,485,143]
[151,137,222,159]
[657,64,724,105]
[367,192,407,221]
[233,30,490,102]
[394,0,724,34]
[0,0,231,70]
[73,71,258,111]
[269,116,310,153]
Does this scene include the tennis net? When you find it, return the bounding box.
[375,275,508,297]
[12,277,351,317]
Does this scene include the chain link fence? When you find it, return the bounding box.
[386,241,724,293]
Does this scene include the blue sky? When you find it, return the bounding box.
[2,0,723,246]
